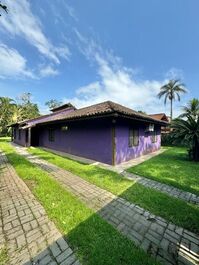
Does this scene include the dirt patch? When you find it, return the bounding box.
[24,179,37,190]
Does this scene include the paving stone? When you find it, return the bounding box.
[0,151,80,265]
[50,242,62,257]
[122,171,199,206]
[13,144,199,265]
[57,237,69,251]
[56,248,73,263]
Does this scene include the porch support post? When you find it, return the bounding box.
[111,124,116,165]
[28,127,31,147]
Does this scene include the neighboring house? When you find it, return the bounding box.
[149,113,170,134]
[10,101,168,165]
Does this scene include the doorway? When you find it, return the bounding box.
[31,127,39,146]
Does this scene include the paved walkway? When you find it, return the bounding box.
[122,172,199,206]
[0,151,80,265]
[99,149,166,173]
[41,147,165,173]
[42,146,199,207]
[14,145,199,265]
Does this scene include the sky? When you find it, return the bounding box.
[0,0,199,116]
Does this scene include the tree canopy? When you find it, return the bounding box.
[157,79,187,120]
[179,98,199,121]
[45,99,63,110]
[0,93,40,136]
[172,114,199,161]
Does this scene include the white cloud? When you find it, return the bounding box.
[63,53,167,113]
[0,44,34,79]
[60,0,78,21]
[39,65,59,78]
[1,0,70,63]
[63,33,172,114]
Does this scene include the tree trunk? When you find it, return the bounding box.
[170,98,173,121]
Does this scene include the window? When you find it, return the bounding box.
[18,129,21,140]
[129,128,139,147]
[151,131,157,143]
[48,128,55,142]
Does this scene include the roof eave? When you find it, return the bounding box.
[32,111,169,127]
[116,113,169,126]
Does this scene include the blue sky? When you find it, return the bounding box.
[0,0,198,116]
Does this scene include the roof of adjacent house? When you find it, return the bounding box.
[149,113,169,122]
[10,101,169,128]
[50,103,76,112]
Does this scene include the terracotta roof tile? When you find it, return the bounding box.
[14,101,168,127]
[149,113,169,122]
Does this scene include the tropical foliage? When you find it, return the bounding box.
[157,79,187,120]
[179,98,199,120]
[171,99,199,161]
[0,93,40,136]
[45,99,63,110]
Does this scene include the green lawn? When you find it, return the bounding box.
[0,248,8,265]
[27,145,199,234]
[128,147,199,196]
[0,139,158,265]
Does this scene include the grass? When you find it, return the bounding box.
[0,248,8,265]
[128,147,199,196]
[27,145,199,234]
[0,139,158,265]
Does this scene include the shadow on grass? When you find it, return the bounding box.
[1,143,198,265]
[15,191,198,265]
[0,148,157,265]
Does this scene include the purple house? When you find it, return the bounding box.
[11,101,168,165]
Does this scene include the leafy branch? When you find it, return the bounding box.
[0,2,8,16]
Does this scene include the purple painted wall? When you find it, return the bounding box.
[13,117,162,165]
[38,119,113,164]
[115,120,161,164]
[13,127,27,146]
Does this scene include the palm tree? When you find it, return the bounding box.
[157,79,187,120]
[171,115,199,161]
[179,98,199,121]
[12,105,23,123]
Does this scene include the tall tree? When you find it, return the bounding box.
[0,97,16,135]
[0,94,40,136]
[157,79,187,120]
[45,99,63,110]
[172,115,199,161]
[179,98,199,121]
[12,105,23,123]
[18,93,40,120]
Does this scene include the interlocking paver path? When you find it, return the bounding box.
[0,151,80,265]
[122,172,199,206]
[14,145,199,265]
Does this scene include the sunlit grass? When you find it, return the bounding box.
[0,139,158,265]
[27,145,199,234]
[0,248,8,265]
[128,147,199,195]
